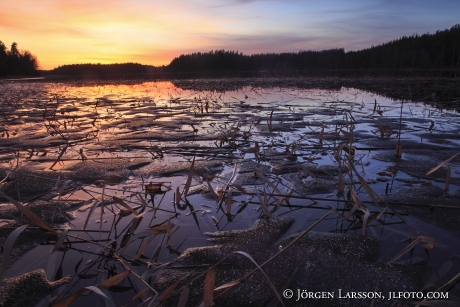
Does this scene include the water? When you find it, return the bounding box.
[0,79,459,306]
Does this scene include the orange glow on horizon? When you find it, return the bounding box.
[1,0,458,70]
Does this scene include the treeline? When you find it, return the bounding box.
[167,24,460,73]
[50,63,162,78]
[167,49,344,72]
[0,41,39,77]
[343,24,460,69]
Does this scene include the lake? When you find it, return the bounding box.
[1,78,459,306]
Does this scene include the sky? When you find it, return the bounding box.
[1,0,459,70]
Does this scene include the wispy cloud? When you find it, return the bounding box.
[1,0,458,69]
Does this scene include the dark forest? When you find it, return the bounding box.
[2,24,460,78]
[0,41,39,77]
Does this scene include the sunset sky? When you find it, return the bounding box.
[1,0,459,70]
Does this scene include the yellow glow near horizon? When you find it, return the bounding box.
[1,0,459,70]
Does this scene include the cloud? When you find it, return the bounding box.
[2,0,460,69]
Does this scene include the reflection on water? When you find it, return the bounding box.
[0,80,460,306]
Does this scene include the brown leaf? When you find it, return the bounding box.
[203,268,216,307]
[98,270,131,288]
[175,186,181,205]
[226,188,232,215]
[395,143,402,157]
[182,156,195,197]
[234,185,248,194]
[113,196,139,216]
[214,279,241,291]
[131,287,151,301]
[134,236,155,260]
[177,285,190,307]
[159,279,181,302]
[390,237,421,263]
[51,288,85,307]
[256,189,272,218]
[0,192,54,232]
[83,201,100,230]
[445,166,451,191]
[150,224,172,232]
[426,152,459,176]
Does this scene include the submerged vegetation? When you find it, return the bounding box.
[0,79,459,306]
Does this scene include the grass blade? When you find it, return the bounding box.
[98,270,131,288]
[0,224,28,282]
[182,156,196,197]
[362,208,371,235]
[131,287,151,301]
[426,152,459,176]
[51,288,85,307]
[83,201,100,230]
[159,279,181,303]
[0,192,54,232]
[113,196,139,216]
[52,228,69,253]
[177,285,189,307]
[214,279,241,291]
[390,237,421,263]
[225,188,232,215]
[234,251,285,307]
[254,169,282,196]
[84,286,109,299]
[203,268,216,307]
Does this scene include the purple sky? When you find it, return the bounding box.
[1,0,458,69]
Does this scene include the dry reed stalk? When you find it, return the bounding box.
[0,192,54,232]
[426,152,459,176]
[52,270,131,307]
[203,268,216,307]
[177,285,190,307]
[212,210,333,301]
